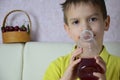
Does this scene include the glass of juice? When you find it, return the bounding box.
[76,30,104,80]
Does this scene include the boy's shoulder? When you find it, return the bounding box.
[109,53,120,60]
[51,53,71,66]
[106,54,120,71]
[108,54,120,66]
[55,53,71,62]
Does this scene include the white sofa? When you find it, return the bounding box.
[0,42,120,80]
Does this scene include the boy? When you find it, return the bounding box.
[43,0,120,80]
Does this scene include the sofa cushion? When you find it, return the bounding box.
[22,42,73,80]
[0,43,24,80]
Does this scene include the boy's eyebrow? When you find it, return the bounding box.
[69,13,100,21]
[89,13,100,17]
[69,18,78,21]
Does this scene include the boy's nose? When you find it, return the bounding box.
[80,21,91,30]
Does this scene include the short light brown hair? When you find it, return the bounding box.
[61,0,107,25]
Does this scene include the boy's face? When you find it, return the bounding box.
[64,3,110,48]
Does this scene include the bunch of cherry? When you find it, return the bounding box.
[1,25,29,33]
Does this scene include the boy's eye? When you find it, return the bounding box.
[72,20,79,24]
[88,17,97,23]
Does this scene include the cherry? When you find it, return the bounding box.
[5,26,10,31]
[1,25,28,32]
[14,26,20,31]
[9,26,14,31]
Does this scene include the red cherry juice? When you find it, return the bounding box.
[77,58,104,80]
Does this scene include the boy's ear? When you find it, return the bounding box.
[104,15,110,31]
[64,24,71,37]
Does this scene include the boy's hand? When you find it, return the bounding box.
[93,56,106,80]
[60,48,83,80]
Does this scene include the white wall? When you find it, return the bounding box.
[0,0,120,43]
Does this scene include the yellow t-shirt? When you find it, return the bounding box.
[43,46,120,80]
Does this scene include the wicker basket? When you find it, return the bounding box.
[1,10,31,43]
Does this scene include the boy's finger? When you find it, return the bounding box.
[70,58,81,68]
[93,72,106,80]
[95,56,106,73]
[72,48,83,58]
[70,48,83,63]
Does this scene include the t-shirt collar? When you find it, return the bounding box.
[100,46,110,64]
[73,45,110,63]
